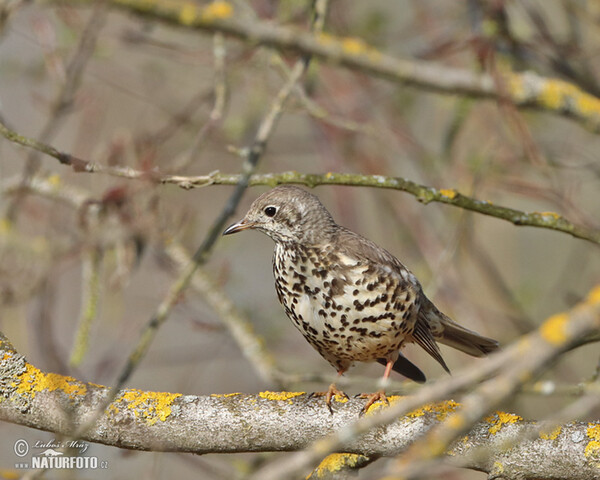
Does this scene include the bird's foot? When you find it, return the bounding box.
[310,383,349,414]
[357,389,389,415]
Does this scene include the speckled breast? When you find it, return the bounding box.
[272,243,416,367]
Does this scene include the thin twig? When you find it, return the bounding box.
[69,246,103,366]
[0,114,598,246]
[0,114,598,245]
[168,172,599,245]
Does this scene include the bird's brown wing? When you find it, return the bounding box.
[332,227,416,280]
[332,227,450,371]
[334,227,498,362]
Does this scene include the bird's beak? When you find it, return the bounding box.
[222,219,255,235]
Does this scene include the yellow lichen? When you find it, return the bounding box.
[332,393,348,403]
[210,392,242,398]
[506,73,600,118]
[362,394,402,415]
[0,469,21,480]
[114,389,181,426]
[201,1,233,21]
[312,453,364,477]
[538,211,561,220]
[537,78,600,115]
[492,461,505,475]
[587,424,600,441]
[539,313,569,346]
[12,363,87,398]
[586,286,600,305]
[485,411,522,434]
[179,2,198,25]
[585,424,600,461]
[538,79,571,110]
[88,382,106,389]
[258,391,304,402]
[439,188,458,199]
[406,400,460,420]
[47,174,61,187]
[573,90,600,116]
[540,425,562,440]
[341,37,368,55]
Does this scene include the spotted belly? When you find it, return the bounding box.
[272,244,415,370]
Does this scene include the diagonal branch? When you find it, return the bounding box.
[60,0,325,446]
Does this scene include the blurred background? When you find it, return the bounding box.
[0,0,599,478]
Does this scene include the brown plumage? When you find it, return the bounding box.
[223,186,498,410]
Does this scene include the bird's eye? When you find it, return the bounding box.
[264,206,277,217]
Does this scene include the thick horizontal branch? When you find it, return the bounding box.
[1,331,600,479]
[57,0,600,132]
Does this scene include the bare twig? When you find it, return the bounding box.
[1,122,598,245]
[69,247,103,366]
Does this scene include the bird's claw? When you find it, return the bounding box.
[357,390,389,416]
[310,384,348,414]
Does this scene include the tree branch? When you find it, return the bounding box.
[53,0,600,133]
[0,330,598,479]
[168,171,600,246]
[1,165,599,247]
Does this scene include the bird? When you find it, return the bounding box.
[223,185,499,411]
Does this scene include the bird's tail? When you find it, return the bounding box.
[436,313,499,357]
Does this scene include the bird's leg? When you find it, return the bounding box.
[358,359,394,414]
[309,370,349,413]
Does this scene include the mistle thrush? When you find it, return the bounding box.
[223,186,499,410]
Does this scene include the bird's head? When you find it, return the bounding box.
[223,186,337,246]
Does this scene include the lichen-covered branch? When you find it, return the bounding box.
[53,0,600,132]
[0,330,598,479]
